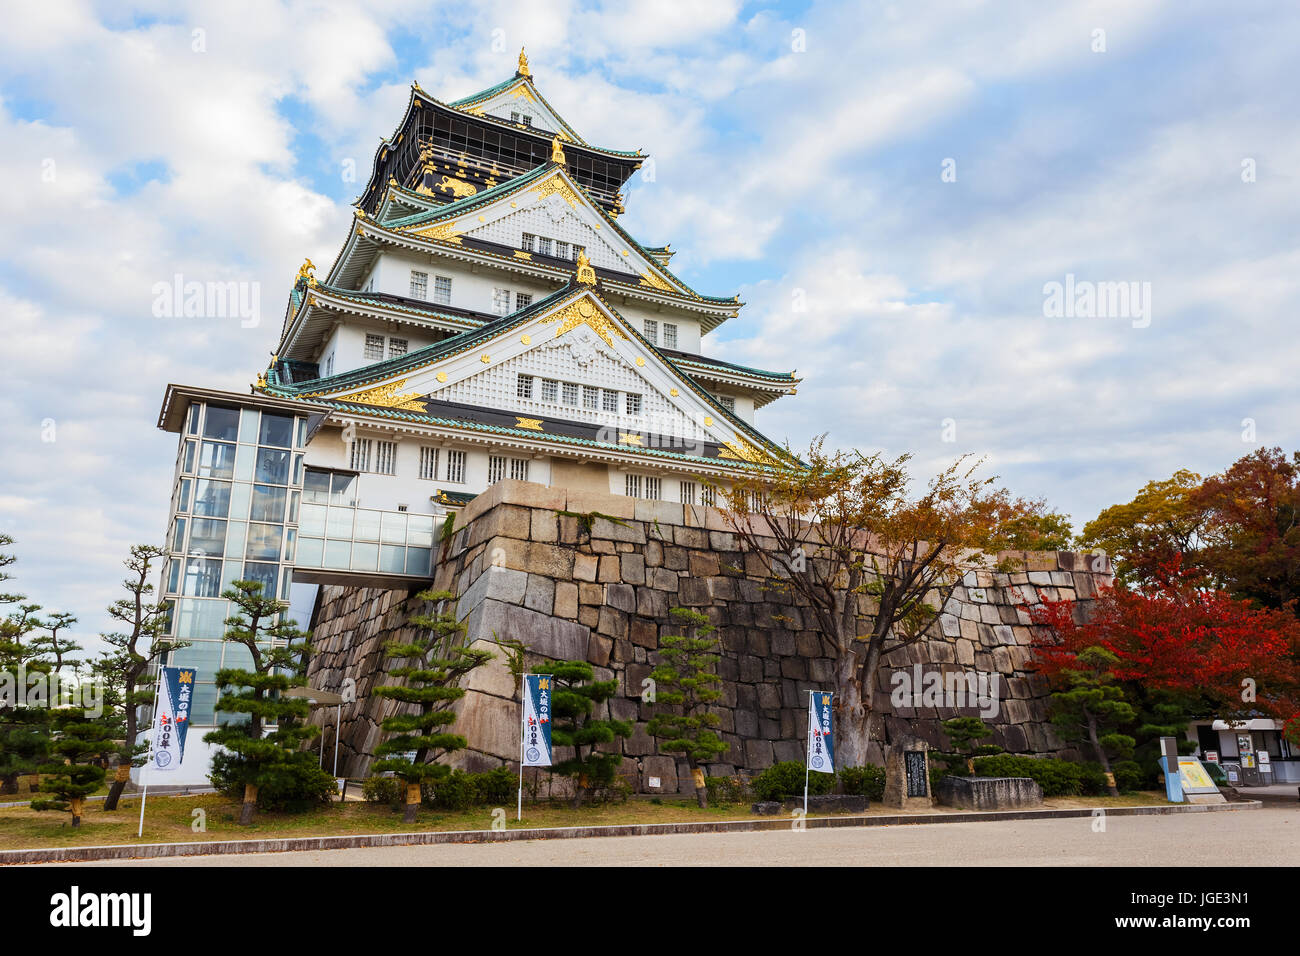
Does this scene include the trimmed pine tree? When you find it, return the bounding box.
[203,580,334,824]
[646,607,728,807]
[371,589,494,823]
[550,660,633,808]
[31,707,115,826]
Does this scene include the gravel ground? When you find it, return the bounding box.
[78,805,1300,867]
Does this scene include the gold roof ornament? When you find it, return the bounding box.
[575,251,597,286]
[518,47,531,78]
[296,259,317,287]
[551,135,566,165]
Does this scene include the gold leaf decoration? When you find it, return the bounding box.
[638,271,673,292]
[718,437,774,464]
[515,417,544,431]
[532,173,579,207]
[543,295,628,347]
[338,380,427,413]
[618,432,644,447]
[409,220,463,244]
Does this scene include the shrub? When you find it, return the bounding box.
[1112,760,1145,793]
[363,776,402,804]
[751,761,835,802]
[210,750,337,812]
[704,775,753,805]
[837,765,886,802]
[970,754,1110,797]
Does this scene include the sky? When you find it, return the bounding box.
[1,0,1298,655]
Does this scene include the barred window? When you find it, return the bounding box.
[555,241,569,260]
[493,288,511,315]
[410,270,428,299]
[374,441,397,476]
[562,382,579,406]
[446,450,466,483]
[419,447,439,481]
[433,276,452,305]
[541,379,559,402]
[717,395,736,413]
[488,455,506,484]
[364,334,384,361]
[517,374,534,399]
[602,389,619,413]
[582,385,599,410]
[700,485,716,507]
[521,233,535,253]
[350,438,371,472]
[510,458,529,481]
[643,319,658,345]
[624,474,643,498]
[679,480,696,505]
[515,292,532,310]
[388,337,408,358]
[645,477,661,500]
[625,393,642,416]
[663,323,678,349]
[537,237,552,257]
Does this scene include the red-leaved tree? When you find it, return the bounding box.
[1028,560,1300,725]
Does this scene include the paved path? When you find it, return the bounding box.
[85,805,1300,867]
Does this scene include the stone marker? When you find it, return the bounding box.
[936,776,1043,810]
[883,736,933,809]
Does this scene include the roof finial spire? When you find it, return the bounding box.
[551,135,566,166]
[575,251,596,286]
[518,47,531,78]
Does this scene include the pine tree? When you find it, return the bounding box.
[203,580,332,824]
[935,716,1002,774]
[30,612,80,672]
[371,589,493,823]
[0,536,50,796]
[98,545,182,811]
[646,607,727,807]
[30,707,115,826]
[1048,646,1136,797]
[550,660,632,808]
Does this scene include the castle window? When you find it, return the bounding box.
[388,337,408,358]
[663,323,678,349]
[510,458,530,482]
[433,276,452,305]
[374,441,397,476]
[583,386,599,410]
[493,288,511,315]
[700,485,716,507]
[645,477,661,500]
[602,389,618,413]
[350,439,371,472]
[517,374,534,399]
[515,292,532,310]
[522,233,535,252]
[419,447,439,481]
[446,450,466,483]
[488,455,506,484]
[537,237,552,257]
[364,334,385,361]
[717,395,736,413]
[624,474,642,498]
[679,480,696,505]
[625,393,642,416]
[562,382,579,406]
[643,319,658,345]
[541,379,559,402]
[409,270,428,299]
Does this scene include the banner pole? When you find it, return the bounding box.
[804,689,812,818]
[137,661,163,840]
[517,672,526,821]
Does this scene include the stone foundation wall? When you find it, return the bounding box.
[306,480,1111,793]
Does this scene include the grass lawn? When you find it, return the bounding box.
[0,789,1175,851]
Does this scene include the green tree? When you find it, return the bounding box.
[550,660,632,808]
[0,536,50,796]
[646,608,728,807]
[29,611,80,673]
[371,590,493,823]
[1047,646,1136,797]
[98,545,183,811]
[935,716,1002,774]
[31,706,115,826]
[203,581,332,824]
